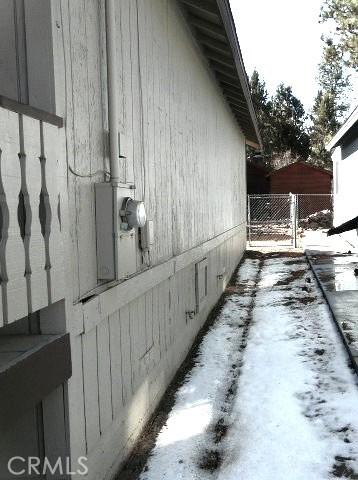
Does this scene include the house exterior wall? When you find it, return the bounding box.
[0,0,248,477]
[332,136,358,249]
[48,1,247,478]
[270,163,332,194]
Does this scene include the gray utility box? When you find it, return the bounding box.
[95,183,137,281]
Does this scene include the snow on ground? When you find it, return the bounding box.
[301,229,357,253]
[139,257,261,480]
[140,253,358,480]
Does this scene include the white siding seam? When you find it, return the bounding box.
[81,223,245,333]
[82,222,246,332]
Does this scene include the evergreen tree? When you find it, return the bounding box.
[309,90,339,167]
[309,0,354,168]
[270,84,310,160]
[249,70,274,161]
[320,0,358,69]
[318,41,349,117]
[249,72,310,165]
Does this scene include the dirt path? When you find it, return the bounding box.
[118,252,358,480]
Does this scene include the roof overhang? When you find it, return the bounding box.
[179,0,262,149]
[326,105,358,150]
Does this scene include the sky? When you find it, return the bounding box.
[230,0,327,112]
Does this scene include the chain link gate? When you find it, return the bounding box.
[247,194,333,247]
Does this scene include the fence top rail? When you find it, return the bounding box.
[248,194,291,198]
[296,193,333,197]
[249,193,332,197]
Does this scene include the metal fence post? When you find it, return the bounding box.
[247,194,251,245]
[292,194,298,248]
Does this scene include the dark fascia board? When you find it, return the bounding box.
[180,0,262,149]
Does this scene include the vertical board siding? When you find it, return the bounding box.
[119,305,132,406]
[76,230,245,479]
[144,290,154,372]
[54,0,248,477]
[82,328,101,452]
[130,295,147,394]
[67,335,87,461]
[108,311,123,419]
[65,0,107,298]
[60,0,246,298]
[97,318,113,434]
[270,162,332,194]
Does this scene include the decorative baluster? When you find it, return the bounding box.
[39,121,52,304]
[17,114,33,313]
[42,122,65,304]
[0,149,9,324]
[57,194,62,232]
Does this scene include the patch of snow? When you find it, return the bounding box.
[302,229,357,253]
[140,258,260,480]
[140,254,358,480]
[219,257,358,480]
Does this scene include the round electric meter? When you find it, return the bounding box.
[120,197,147,230]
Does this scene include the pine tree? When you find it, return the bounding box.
[270,84,310,160]
[249,72,310,165]
[320,0,358,69]
[318,41,349,117]
[309,0,354,168]
[249,70,274,161]
[309,90,339,167]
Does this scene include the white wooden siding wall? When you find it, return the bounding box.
[50,0,248,477]
[333,144,358,248]
[0,109,65,326]
[70,230,245,479]
[53,0,246,300]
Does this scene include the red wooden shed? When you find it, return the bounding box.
[269,161,332,194]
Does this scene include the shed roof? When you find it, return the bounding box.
[326,105,358,150]
[267,161,333,178]
[179,0,261,149]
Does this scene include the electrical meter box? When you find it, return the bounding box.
[95,183,137,281]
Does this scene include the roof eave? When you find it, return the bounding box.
[216,0,262,148]
[326,105,358,150]
[179,0,262,149]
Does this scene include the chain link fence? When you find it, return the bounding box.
[247,194,293,245]
[247,194,333,247]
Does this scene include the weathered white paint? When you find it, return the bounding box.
[0,0,55,111]
[0,109,66,326]
[0,0,249,479]
[332,138,358,248]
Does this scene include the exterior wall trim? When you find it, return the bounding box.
[81,222,245,333]
[0,333,71,431]
[0,95,63,127]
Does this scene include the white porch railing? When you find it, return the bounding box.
[0,107,65,326]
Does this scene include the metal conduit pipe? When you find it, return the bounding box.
[105,0,120,184]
